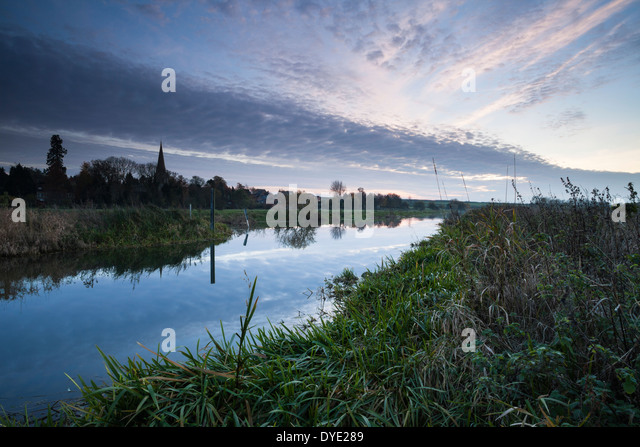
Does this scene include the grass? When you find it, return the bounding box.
[0,205,233,257]
[2,180,638,426]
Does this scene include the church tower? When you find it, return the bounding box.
[155,141,168,185]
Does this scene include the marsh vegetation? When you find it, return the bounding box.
[2,180,638,427]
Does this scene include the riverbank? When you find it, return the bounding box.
[3,186,638,426]
[0,206,448,258]
[0,206,233,257]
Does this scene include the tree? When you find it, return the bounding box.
[44,135,71,203]
[330,180,346,196]
[136,162,157,180]
[46,135,67,175]
[74,162,94,204]
[104,156,138,183]
[190,176,205,187]
[8,164,37,197]
[207,176,231,209]
[0,167,8,194]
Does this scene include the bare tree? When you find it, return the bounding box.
[104,156,138,183]
[330,180,346,196]
[136,162,157,179]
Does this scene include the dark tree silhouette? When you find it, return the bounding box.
[0,167,8,194]
[44,135,71,203]
[8,164,37,197]
[46,135,67,176]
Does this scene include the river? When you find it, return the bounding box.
[0,217,442,415]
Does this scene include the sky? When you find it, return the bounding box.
[0,0,639,202]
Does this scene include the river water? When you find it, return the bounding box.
[0,218,442,415]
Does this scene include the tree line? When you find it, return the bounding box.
[0,135,270,209]
[0,159,266,209]
[0,135,434,211]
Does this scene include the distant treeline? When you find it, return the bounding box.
[0,158,269,209]
[0,158,453,211]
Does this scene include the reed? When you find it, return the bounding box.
[0,205,232,257]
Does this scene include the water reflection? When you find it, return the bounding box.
[0,215,429,300]
[0,217,443,415]
[211,243,215,284]
[273,226,317,248]
[330,225,346,240]
[0,242,212,301]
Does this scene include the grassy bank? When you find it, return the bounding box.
[3,183,639,427]
[0,206,233,257]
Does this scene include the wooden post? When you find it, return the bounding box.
[210,188,214,230]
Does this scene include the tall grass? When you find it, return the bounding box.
[436,179,640,425]
[0,205,232,257]
[5,181,639,426]
[0,208,79,256]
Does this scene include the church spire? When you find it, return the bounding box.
[157,141,166,174]
[155,141,167,184]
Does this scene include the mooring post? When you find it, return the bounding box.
[210,188,214,230]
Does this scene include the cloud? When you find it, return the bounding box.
[132,3,169,24]
[204,0,239,16]
[544,108,587,132]
[445,0,638,123]
[0,29,557,180]
[366,49,384,63]
[0,2,637,201]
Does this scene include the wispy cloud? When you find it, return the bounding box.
[544,108,588,134]
[445,0,636,124]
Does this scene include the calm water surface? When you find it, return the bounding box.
[0,218,441,414]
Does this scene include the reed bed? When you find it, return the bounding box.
[0,205,232,257]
